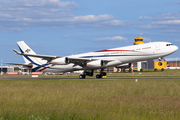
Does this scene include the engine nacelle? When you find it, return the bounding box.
[51,57,69,65]
[116,63,131,68]
[87,60,106,67]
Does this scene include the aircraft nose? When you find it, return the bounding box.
[174,45,178,51]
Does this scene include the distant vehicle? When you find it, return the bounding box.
[9,41,178,79]
[45,72,64,75]
[56,72,64,75]
[22,72,29,75]
[18,70,29,75]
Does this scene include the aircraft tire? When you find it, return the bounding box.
[101,72,106,76]
[79,74,86,79]
[96,74,102,79]
[89,72,94,76]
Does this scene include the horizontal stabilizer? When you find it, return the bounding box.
[13,49,21,55]
[5,63,33,68]
[13,49,61,62]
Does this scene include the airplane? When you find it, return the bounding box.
[10,41,178,79]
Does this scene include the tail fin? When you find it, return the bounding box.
[17,41,46,65]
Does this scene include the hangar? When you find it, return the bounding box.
[0,66,14,73]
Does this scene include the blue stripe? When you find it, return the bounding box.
[18,46,40,66]
[80,54,151,58]
[18,45,51,71]
[32,63,51,70]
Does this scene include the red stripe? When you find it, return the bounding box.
[95,50,136,52]
[39,65,55,72]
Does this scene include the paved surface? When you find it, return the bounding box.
[0,77,180,80]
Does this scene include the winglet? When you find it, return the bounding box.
[13,49,22,55]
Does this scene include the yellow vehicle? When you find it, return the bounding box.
[154,61,167,69]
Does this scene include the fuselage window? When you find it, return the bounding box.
[142,47,151,50]
[136,48,141,51]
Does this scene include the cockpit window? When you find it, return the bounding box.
[166,44,173,46]
[135,39,143,42]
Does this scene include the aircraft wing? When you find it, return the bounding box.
[13,49,61,61]
[67,57,113,67]
[13,49,114,66]
[67,58,95,66]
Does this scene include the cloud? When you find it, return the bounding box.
[138,16,152,21]
[0,0,131,32]
[136,12,180,33]
[73,14,114,22]
[93,36,127,41]
[152,20,180,25]
[1,0,78,9]
[139,12,180,21]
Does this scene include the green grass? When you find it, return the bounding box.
[0,80,180,119]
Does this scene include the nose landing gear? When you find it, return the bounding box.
[158,57,163,66]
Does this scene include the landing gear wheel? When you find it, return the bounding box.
[79,74,86,79]
[96,74,102,79]
[89,72,94,76]
[101,72,106,76]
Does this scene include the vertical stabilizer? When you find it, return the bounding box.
[17,41,46,65]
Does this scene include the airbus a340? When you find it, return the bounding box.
[10,41,178,79]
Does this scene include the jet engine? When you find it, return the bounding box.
[51,57,69,65]
[87,60,106,67]
[116,63,131,68]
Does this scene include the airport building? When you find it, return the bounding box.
[94,59,180,73]
[0,66,14,73]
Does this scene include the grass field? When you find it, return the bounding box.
[0,79,180,120]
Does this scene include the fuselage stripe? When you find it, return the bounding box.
[18,46,52,72]
[95,50,138,52]
[80,54,152,58]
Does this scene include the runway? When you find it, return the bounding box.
[0,77,180,80]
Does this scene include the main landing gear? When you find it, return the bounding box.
[79,69,107,79]
[79,70,94,79]
[79,74,86,79]
[96,72,106,79]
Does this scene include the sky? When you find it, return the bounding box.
[0,0,180,63]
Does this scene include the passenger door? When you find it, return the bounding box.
[156,44,160,51]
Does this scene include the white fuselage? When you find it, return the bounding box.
[34,42,178,73]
